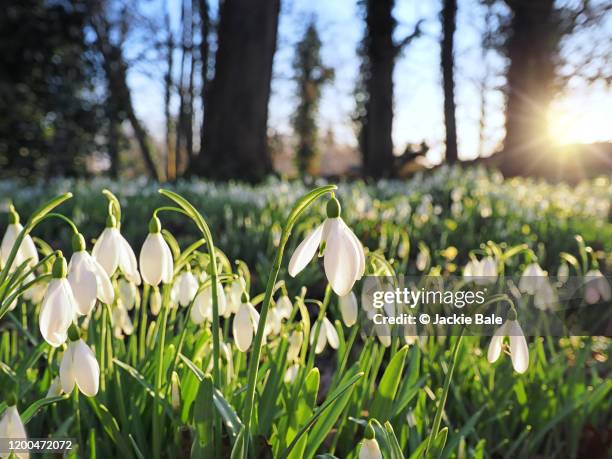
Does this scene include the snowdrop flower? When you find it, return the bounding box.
[150,288,162,316]
[225,279,245,316]
[584,270,611,304]
[176,270,199,307]
[287,328,303,362]
[118,278,138,310]
[39,254,77,347]
[60,325,100,396]
[359,423,382,459]
[289,196,365,296]
[232,300,260,352]
[557,262,569,284]
[46,377,63,398]
[534,278,557,310]
[112,301,134,338]
[1,205,38,271]
[93,214,139,283]
[276,294,293,320]
[518,262,546,295]
[374,322,391,348]
[0,395,27,458]
[68,233,114,315]
[464,257,497,286]
[487,319,529,373]
[171,371,181,410]
[139,216,173,287]
[190,282,227,324]
[265,306,283,335]
[416,247,429,271]
[284,364,300,383]
[339,291,358,327]
[311,317,339,354]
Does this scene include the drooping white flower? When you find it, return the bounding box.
[150,288,162,316]
[176,271,199,307]
[287,329,303,362]
[233,301,260,352]
[311,317,339,354]
[0,401,28,458]
[359,424,382,459]
[288,196,365,296]
[284,363,300,383]
[0,206,39,272]
[416,248,429,272]
[533,278,557,310]
[584,269,611,304]
[92,214,140,284]
[171,371,181,410]
[139,216,174,287]
[557,262,569,284]
[190,282,227,324]
[118,278,138,310]
[46,377,63,398]
[68,234,114,315]
[39,255,77,347]
[487,319,529,373]
[225,279,246,316]
[112,301,134,338]
[60,327,100,397]
[464,256,497,286]
[339,291,358,327]
[276,294,293,319]
[265,306,283,336]
[518,262,546,295]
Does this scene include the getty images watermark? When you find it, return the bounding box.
[359,275,612,337]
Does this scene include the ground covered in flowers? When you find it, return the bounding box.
[0,165,610,458]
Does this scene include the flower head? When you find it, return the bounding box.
[339,291,358,327]
[311,316,339,354]
[60,326,100,397]
[93,214,139,284]
[359,422,382,459]
[232,300,260,352]
[190,282,227,324]
[584,269,611,304]
[40,254,77,347]
[176,270,199,307]
[139,216,174,287]
[288,196,365,296]
[68,233,114,315]
[487,319,529,373]
[1,205,39,272]
[0,396,27,459]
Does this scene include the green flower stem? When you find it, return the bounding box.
[240,185,336,458]
[37,213,79,234]
[0,193,72,288]
[425,329,464,456]
[139,284,151,361]
[153,284,171,459]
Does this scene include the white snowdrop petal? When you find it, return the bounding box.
[233,304,253,352]
[288,224,324,277]
[508,321,529,373]
[324,221,359,296]
[59,345,76,394]
[160,239,174,283]
[342,220,366,279]
[92,257,115,305]
[68,252,98,315]
[359,438,383,459]
[92,228,120,276]
[324,317,339,349]
[139,233,166,286]
[487,332,504,363]
[39,280,73,347]
[119,233,139,282]
[339,292,358,327]
[73,340,100,396]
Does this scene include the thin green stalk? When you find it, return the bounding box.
[153,285,171,459]
[139,284,151,361]
[240,185,336,458]
[425,330,465,456]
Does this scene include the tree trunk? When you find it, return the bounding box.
[441,0,458,163]
[194,0,280,181]
[164,4,175,181]
[91,17,161,180]
[361,0,395,179]
[198,0,210,159]
[501,0,557,176]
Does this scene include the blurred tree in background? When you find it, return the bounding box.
[0,0,102,179]
[354,0,421,179]
[292,22,334,177]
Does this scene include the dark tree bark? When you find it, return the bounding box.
[501,0,557,176]
[441,0,458,163]
[163,3,175,181]
[361,0,395,179]
[358,0,421,179]
[197,0,210,160]
[90,15,161,180]
[194,0,281,181]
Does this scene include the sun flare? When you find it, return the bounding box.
[548,97,612,145]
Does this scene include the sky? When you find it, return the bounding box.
[127,0,612,165]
